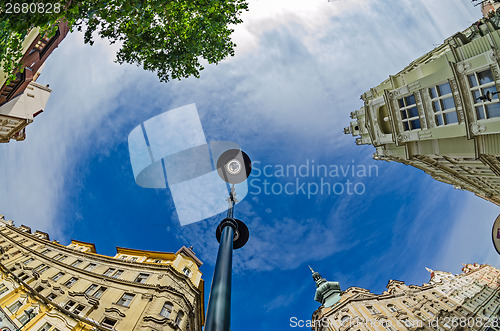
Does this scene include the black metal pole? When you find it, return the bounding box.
[205,222,235,331]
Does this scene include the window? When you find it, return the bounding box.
[382,322,395,331]
[101,317,117,329]
[51,272,64,281]
[23,258,34,265]
[17,309,32,324]
[71,259,83,267]
[154,259,162,263]
[401,318,412,327]
[130,257,138,262]
[183,267,191,277]
[134,273,150,283]
[110,270,123,279]
[35,286,44,293]
[92,286,107,298]
[160,302,173,318]
[175,311,184,326]
[103,268,115,276]
[37,322,52,331]
[18,272,29,281]
[120,255,128,260]
[387,304,397,312]
[0,284,8,295]
[34,264,46,272]
[117,293,135,307]
[64,300,75,310]
[84,263,96,271]
[47,293,57,301]
[366,305,379,315]
[38,266,49,274]
[8,301,22,314]
[85,284,98,295]
[41,249,51,255]
[469,68,500,119]
[429,82,458,126]
[63,277,78,288]
[53,254,67,261]
[73,304,85,315]
[398,94,421,131]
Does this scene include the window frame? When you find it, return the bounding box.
[429,82,458,126]
[71,259,83,267]
[468,67,500,120]
[397,94,422,131]
[51,271,64,281]
[63,277,78,288]
[101,317,117,329]
[160,302,173,318]
[134,273,150,284]
[116,292,135,307]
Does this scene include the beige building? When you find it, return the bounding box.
[311,263,500,331]
[0,215,205,331]
[344,9,500,205]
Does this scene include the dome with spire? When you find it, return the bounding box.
[309,266,342,308]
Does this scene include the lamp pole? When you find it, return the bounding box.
[205,150,251,331]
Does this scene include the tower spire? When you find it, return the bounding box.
[309,266,342,307]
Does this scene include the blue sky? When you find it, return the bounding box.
[1,0,500,330]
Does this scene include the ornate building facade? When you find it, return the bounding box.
[0,22,68,142]
[311,263,500,331]
[0,215,205,331]
[344,9,500,205]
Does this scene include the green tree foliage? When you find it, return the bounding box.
[0,0,248,83]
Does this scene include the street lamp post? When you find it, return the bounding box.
[205,150,251,331]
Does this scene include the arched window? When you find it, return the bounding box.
[387,304,397,312]
[402,300,410,307]
[175,311,184,326]
[160,302,173,318]
[341,315,350,325]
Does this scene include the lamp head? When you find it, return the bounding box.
[216,149,252,184]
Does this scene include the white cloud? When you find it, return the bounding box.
[0,31,132,238]
[434,193,500,273]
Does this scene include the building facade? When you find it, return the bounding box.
[344,9,500,205]
[311,263,500,331]
[0,215,205,331]
[0,22,68,142]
